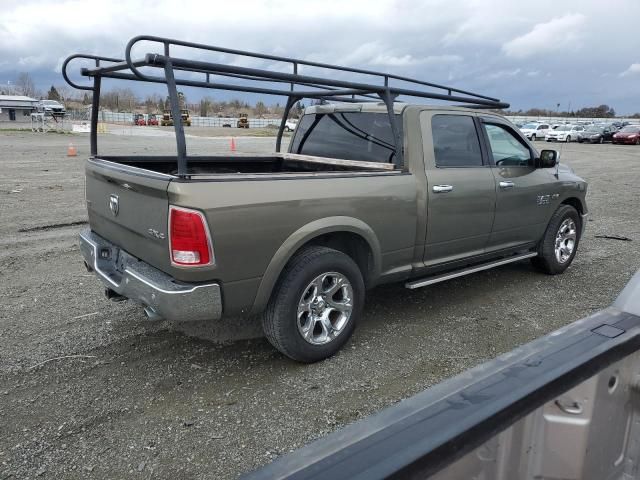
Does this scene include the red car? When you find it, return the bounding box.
[133,114,146,126]
[148,114,159,126]
[612,125,640,145]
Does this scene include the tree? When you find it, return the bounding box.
[255,101,268,117]
[16,72,36,98]
[199,97,213,117]
[48,85,61,101]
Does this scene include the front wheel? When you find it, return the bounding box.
[531,205,581,274]
[261,246,364,362]
[565,135,571,143]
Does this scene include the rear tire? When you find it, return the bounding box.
[261,246,364,363]
[531,205,581,275]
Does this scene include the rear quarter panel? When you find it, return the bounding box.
[167,173,418,314]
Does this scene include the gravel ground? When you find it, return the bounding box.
[1,130,639,479]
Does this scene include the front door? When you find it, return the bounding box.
[421,112,496,266]
[480,120,556,252]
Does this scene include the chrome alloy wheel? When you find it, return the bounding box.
[555,218,577,264]
[297,272,353,345]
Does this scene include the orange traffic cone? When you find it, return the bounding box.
[230,137,236,152]
[67,142,77,157]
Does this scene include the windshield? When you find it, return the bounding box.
[521,123,538,129]
[556,126,571,132]
[586,127,603,133]
[620,126,640,133]
[290,112,401,163]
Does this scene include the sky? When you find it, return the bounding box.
[1,0,639,113]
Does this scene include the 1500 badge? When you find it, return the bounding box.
[537,193,560,205]
[148,228,166,240]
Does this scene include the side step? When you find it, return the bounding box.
[405,252,538,290]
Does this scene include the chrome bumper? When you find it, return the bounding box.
[79,229,222,322]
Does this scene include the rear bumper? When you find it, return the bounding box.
[79,229,222,322]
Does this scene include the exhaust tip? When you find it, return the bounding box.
[143,306,164,322]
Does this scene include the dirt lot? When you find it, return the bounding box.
[1,130,639,479]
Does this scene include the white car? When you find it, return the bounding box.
[519,122,550,141]
[545,125,585,142]
[284,119,298,132]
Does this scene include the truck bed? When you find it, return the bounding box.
[97,152,396,177]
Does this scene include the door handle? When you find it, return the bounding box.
[499,181,515,190]
[433,185,453,193]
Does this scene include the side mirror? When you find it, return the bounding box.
[538,149,559,168]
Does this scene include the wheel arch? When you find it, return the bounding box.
[249,217,382,316]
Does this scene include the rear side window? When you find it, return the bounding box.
[290,112,401,163]
[431,115,483,167]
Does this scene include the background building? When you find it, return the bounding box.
[0,95,37,123]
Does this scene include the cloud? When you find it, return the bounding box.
[502,13,586,58]
[620,63,640,77]
[483,68,521,80]
[2,1,640,113]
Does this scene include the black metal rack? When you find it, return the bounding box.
[63,35,509,176]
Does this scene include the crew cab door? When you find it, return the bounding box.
[420,112,496,266]
[479,118,556,252]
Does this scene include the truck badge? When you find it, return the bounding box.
[109,194,119,216]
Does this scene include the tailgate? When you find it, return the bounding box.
[85,159,173,274]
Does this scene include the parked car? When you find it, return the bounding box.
[284,119,298,132]
[612,125,640,145]
[147,114,159,126]
[578,125,616,143]
[545,124,584,142]
[519,122,550,141]
[133,113,146,126]
[37,99,66,117]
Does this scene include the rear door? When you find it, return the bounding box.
[420,111,496,266]
[85,159,172,272]
[479,118,556,252]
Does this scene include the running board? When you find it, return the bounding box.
[405,252,538,290]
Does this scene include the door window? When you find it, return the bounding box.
[483,124,532,167]
[431,115,483,167]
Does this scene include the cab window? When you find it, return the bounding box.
[483,124,532,167]
[431,115,483,167]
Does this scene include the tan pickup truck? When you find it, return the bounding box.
[65,36,588,362]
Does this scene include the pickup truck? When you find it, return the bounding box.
[66,37,588,363]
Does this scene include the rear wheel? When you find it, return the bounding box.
[261,246,364,362]
[531,205,581,274]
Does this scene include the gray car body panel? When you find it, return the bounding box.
[83,104,588,319]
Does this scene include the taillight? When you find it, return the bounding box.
[169,206,214,266]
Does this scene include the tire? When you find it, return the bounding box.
[565,135,571,143]
[261,246,365,363]
[530,134,536,141]
[636,138,640,145]
[599,137,603,144]
[531,205,581,275]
